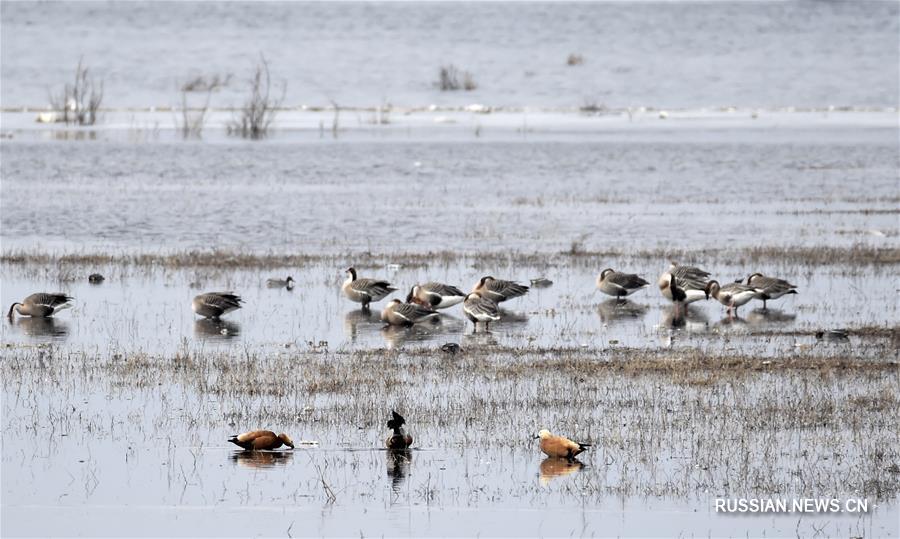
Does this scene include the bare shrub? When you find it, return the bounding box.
[438,65,477,91]
[567,53,584,66]
[49,57,104,125]
[229,55,285,139]
[178,73,229,139]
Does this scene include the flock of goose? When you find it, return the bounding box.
[6,263,798,331]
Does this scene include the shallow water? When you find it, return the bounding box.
[2,131,898,256]
[2,1,898,109]
[1,260,896,356]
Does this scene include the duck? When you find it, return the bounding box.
[88,273,104,284]
[266,276,295,290]
[386,411,413,449]
[658,261,710,304]
[342,267,396,311]
[381,299,440,326]
[745,272,798,310]
[406,282,466,309]
[192,292,243,319]
[227,430,294,451]
[596,268,649,300]
[535,429,591,462]
[7,293,74,318]
[472,276,529,303]
[462,292,501,332]
[706,280,758,317]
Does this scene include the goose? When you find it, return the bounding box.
[659,273,693,318]
[406,282,466,309]
[472,276,529,303]
[266,276,295,290]
[386,411,413,449]
[7,293,73,318]
[462,292,501,332]
[596,268,649,300]
[381,299,440,326]
[745,272,798,309]
[192,292,243,319]
[342,267,396,311]
[534,429,591,461]
[227,430,294,451]
[658,261,710,304]
[706,280,757,317]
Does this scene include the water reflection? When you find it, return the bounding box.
[382,324,440,349]
[596,299,648,324]
[539,457,584,486]
[745,308,796,327]
[230,450,294,469]
[9,316,69,341]
[660,305,709,331]
[714,316,748,331]
[386,449,412,493]
[193,318,241,340]
[343,309,381,341]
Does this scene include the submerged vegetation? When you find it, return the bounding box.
[2,244,897,270]
[48,57,104,126]
[437,64,477,91]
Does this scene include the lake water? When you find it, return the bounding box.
[1,1,899,538]
[1,1,898,110]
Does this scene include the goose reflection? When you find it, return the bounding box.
[10,316,69,340]
[382,324,441,349]
[745,308,796,327]
[230,450,293,469]
[343,309,381,341]
[596,299,648,324]
[194,318,241,340]
[539,457,584,486]
[714,315,748,331]
[386,449,412,492]
[660,305,709,331]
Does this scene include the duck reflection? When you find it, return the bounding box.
[539,457,584,486]
[596,299,648,324]
[10,316,69,340]
[230,450,294,469]
[386,449,412,492]
[745,308,796,327]
[194,318,241,340]
[343,309,381,341]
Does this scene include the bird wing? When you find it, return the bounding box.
[199,293,243,310]
[352,278,396,295]
[393,302,435,320]
[26,293,73,308]
[464,295,500,318]
[421,282,465,298]
[486,279,529,299]
[607,272,649,290]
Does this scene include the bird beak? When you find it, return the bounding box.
[531,434,539,440]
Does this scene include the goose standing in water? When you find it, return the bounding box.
[406,282,466,309]
[386,411,413,449]
[192,292,243,319]
[462,292,501,332]
[745,272,798,310]
[7,293,74,318]
[472,276,529,303]
[381,299,440,326]
[342,267,396,311]
[659,273,690,319]
[658,261,710,306]
[228,430,294,451]
[596,268,649,300]
[706,280,757,318]
[535,429,591,462]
